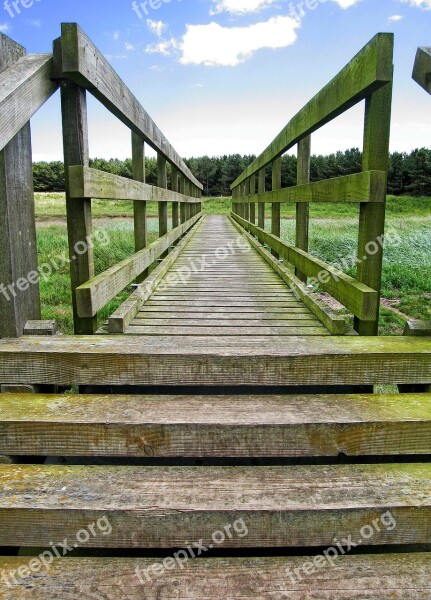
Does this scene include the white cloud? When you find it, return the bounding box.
[389,14,404,21]
[146,19,167,37]
[210,0,278,14]
[113,31,120,40]
[125,42,135,51]
[331,0,362,8]
[146,38,178,57]
[400,0,431,8]
[0,23,11,33]
[180,16,300,67]
[190,83,204,88]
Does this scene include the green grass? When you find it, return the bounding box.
[35,193,430,335]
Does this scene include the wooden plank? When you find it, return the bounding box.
[296,135,311,282]
[157,155,168,262]
[0,54,58,151]
[355,75,393,335]
[60,73,97,334]
[108,217,204,333]
[242,171,386,204]
[0,463,430,548]
[1,392,430,457]
[404,320,431,337]
[0,34,41,338]
[126,326,330,336]
[271,157,281,259]
[231,213,377,322]
[68,166,200,203]
[134,317,320,325]
[171,165,180,228]
[1,554,430,598]
[258,168,266,229]
[413,46,431,94]
[231,33,394,188]
[230,217,347,334]
[54,23,202,189]
[23,320,58,336]
[76,214,201,318]
[0,335,429,387]
[132,132,148,283]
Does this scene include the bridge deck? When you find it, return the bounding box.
[125,215,330,336]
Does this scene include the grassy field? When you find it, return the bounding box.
[35,193,430,334]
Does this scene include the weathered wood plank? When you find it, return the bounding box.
[1,554,430,599]
[54,23,202,189]
[0,54,58,151]
[108,218,204,332]
[0,393,430,457]
[231,213,378,321]
[230,217,347,334]
[132,132,148,283]
[76,214,201,318]
[0,463,430,548]
[413,46,431,95]
[240,171,386,204]
[232,33,394,188]
[60,75,97,334]
[68,166,200,203]
[126,326,330,336]
[0,335,429,387]
[271,157,281,259]
[0,34,41,338]
[296,135,311,282]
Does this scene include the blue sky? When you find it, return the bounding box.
[1,0,430,160]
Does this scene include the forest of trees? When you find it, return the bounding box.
[33,148,431,197]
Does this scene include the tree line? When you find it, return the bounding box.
[33,148,431,197]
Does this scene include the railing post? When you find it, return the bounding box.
[295,136,311,282]
[355,41,393,336]
[243,179,250,221]
[271,157,282,258]
[180,175,186,224]
[171,166,180,228]
[60,79,97,334]
[0,34,41,338]
[132,132,148,282]
[249,174,256,224]
[258,169,265,229]
[157,154,168,236]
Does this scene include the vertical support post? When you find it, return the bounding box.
[243,179,250,222]
[271,157,282,258]
[132,132,148,282]
[295,136,311,282]
[258,169,265,229]
[60,80,97,334]
[0,34,41,338]
[171,166,180,229]
[157,154,168,238]
[249,174,256,224]
[355,39,393,336]
[180,175,187,224]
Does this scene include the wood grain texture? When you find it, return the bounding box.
[241,171,386,205]
[0,53,58,151]
[0,334,429,387]
[75,214,201,318]
[231,213,378,321]
[0,34,41,338]
[232,33,394,189]
[413,46,431,95]
[55,24,202,189]
[1,554,430,599]
[68,166,200,203]
[1,392,430,457]
[0,463,430,548]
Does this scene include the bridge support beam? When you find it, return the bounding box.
[0,34,41,339]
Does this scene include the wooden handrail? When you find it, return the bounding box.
[413,47,431,95]
[232,33,393,336]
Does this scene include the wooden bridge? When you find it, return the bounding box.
[0,25,430,598]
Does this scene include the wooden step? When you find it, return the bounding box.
[1,393,429,458]
[0,464,430,548]
[1,554,430,598]
[0,335,429,387]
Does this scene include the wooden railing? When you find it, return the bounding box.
[0,24,203,338]
[231,33,394,336]
[413,46,431,95]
